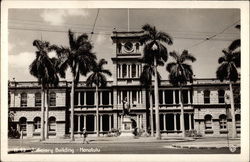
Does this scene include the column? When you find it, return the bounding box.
[173,90,176,104]
[84,115,86,130]
[179,90,181,104]
[100,115,103,132]
[174,113,177,131]
[188,90,191,104]
[117,64,120,78]
[121,91,123,103]
[136,115,139,128]
[129,64,132,78]
[78,115,81,132]
[138,65,141,76]
[109,92,112,105]
[189,113,192,130]
[163,114,166,131]
[121,64,123,78]
[162,90,165,104]
[139,115,142,129]
[127,91,129,102]
[109,115,112,131]
[126,64,129,78]
[78,92,81,106]
[94,115,96,132]
[94,92,97,105]
[136,91,139,104]
[136,64,138,77]
[130,91,133,105]
[84,92,86,106]
[100,92,103,105]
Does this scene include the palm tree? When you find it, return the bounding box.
[216,49,240,139]
[29,40,61,140]
[228,25,240,52]
[228,25,240,68]
[86,59,112,137]
[166,50,196,138]
[51,30,96,141]
[140,24,173,139]
[140,59,162,137]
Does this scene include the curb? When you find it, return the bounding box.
[171,144,241,149]
[41,138,195,144]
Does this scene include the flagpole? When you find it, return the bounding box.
[128,8,130,32]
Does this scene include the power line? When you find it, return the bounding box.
[90,9,100,40]
[8,26,237,41]
[187,20,240,50]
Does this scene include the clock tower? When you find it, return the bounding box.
[111,30,147,131]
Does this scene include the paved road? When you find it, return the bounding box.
[8,139,240,154]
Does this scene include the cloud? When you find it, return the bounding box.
[96,32,108,44]
[9,52,35,68]
[40,9,89,26]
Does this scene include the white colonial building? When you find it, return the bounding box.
[8,31,241,138]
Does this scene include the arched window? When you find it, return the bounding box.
[35,92,41,107]
[33,117,41,132]
[219,114,227,129]
[204,115,212,130]
[135,42,140,52]
[21,93,27,107]
[122,64,127,78]
[48,117,56,132]
[19,117,27,132]
[8,93,11,106]
[50,92,56,106]
[117,43,122,53]
[204,90,210,104]
[132,64,136,78]
[235,114,241,129]
[218,90,225,103]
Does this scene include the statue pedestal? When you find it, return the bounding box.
[119,116,134,137]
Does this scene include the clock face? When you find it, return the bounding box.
[124,42,134,53]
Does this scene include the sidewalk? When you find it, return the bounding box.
[41,136,195,144]
[171,138,240,149]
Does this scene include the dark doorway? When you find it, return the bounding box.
[166,114,174,130]
[102,115,109,132]
[86,115,94,131]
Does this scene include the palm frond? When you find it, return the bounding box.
[156,31,173,45]
[228,39,240,51]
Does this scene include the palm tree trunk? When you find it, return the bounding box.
[180,86,185,138]
[40,88,45,141]
[45,89,49,139]
[154,57,161,139]
[70,79,75,141]
[96,85,99,137]
[229,81,237,138]
[149,86,154,137]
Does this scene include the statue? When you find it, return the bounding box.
[122,97,130,116]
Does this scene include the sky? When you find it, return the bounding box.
[8,8,240,82]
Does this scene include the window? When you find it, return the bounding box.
[122,64,127,78]
[205,115,212,130]
[218,90,225,103]
[19,117,27,132]
[236,114,240,129]
[204,90,210,104]
[135,43,140,52]
[132,64,136,78]
[117,43,122,53]
[50,92,56,106]
[8,93,11,106]
[35,92,41,107]
[219,115,227,129]
[21,93,27,107]
[48,117,56,132]
[124,42,133,52]
[34,117,41,131]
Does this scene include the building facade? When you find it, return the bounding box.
[8,31,241,138]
